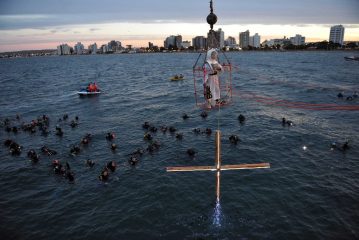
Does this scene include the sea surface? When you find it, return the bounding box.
[0,51,358,240]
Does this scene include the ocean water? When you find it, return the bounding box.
[0,51,358,240]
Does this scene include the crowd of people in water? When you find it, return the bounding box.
[1,110,352,184]
[337,92,358,101]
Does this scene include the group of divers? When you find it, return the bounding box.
[2,111,351,184]
[337,92,358,101]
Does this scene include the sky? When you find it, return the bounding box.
[0,0,358,52]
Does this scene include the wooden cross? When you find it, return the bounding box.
[166,130,270,200]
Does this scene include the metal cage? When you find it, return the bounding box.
[192,51,233,109]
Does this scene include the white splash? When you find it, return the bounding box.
[212,199,223,227]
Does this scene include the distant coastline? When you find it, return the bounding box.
[0,47,358,59]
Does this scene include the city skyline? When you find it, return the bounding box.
[0,0,359,52]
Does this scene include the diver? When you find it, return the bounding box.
[111,143,117,151]
[53,160,65,175]
[41,146,57,156]
[128,156,139,166]
[229,135,240,144]
[176,133,183,140]
[55,125,63,136]
[144,132,152,141]
[238,114,246,124]
[205,128,212,135]
[149,126,157,133]
[27,149,40,163]
[169,126,177,133]
[187,148,196,157]
[70,120,78,128]
[106,132,116,141]
[86,159,95,168]
[160,126,168,133]
[200,111,208,119]
[330,141,350,152]
[99,168,109,181]
[193,128,201,134]
[70,145,81,155]
[106,160,117,172]
[182,113,189,120]
[142,122,150,129]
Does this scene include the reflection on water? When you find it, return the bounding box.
[212,199,223,227]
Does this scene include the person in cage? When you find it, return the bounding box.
[204,49,223,108]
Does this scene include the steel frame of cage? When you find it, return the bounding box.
[192,51,233,109]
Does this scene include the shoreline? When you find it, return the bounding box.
[1,48,358,59]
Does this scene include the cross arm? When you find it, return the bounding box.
[166,166,217,172]
[221,163,270,170]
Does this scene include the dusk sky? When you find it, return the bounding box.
[0,0,358,52]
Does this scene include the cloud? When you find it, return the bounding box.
[0,0,358,31]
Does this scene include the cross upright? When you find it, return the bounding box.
[166,130,270,200]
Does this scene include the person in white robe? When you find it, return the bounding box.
[203,49,223,108]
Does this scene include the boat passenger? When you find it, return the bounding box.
[93,83,98,92]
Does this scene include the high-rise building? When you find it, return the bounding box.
[290,34,305,46]
[225,36,236,46]
[107,40,122,52]
[175,35,182,49]
[216,28,225,48]
[248,33,261,48]
[74,42,84,54]
[192,36,207,50]
[88,43,97,54]
[329,25,345,45]
[239,30,250,49]
[164,35,182,49]
[148,42,154,49]
[57,44,71,55]
[207,28,224,49]
[101,44,109,53]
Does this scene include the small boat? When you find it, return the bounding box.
[344,56,359,61]
[170,75,185,81]
[77,89,101,96]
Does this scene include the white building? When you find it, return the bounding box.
[249,33,261,48]
[57,44,71,55]
[290,34,305,46]
[264,38,291,47]
[88,43,97,54]
[74,42,84,54]
[329,25,345,45]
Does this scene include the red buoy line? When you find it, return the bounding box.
[233,89,359,111]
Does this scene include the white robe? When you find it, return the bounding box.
[204,50,223,104]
